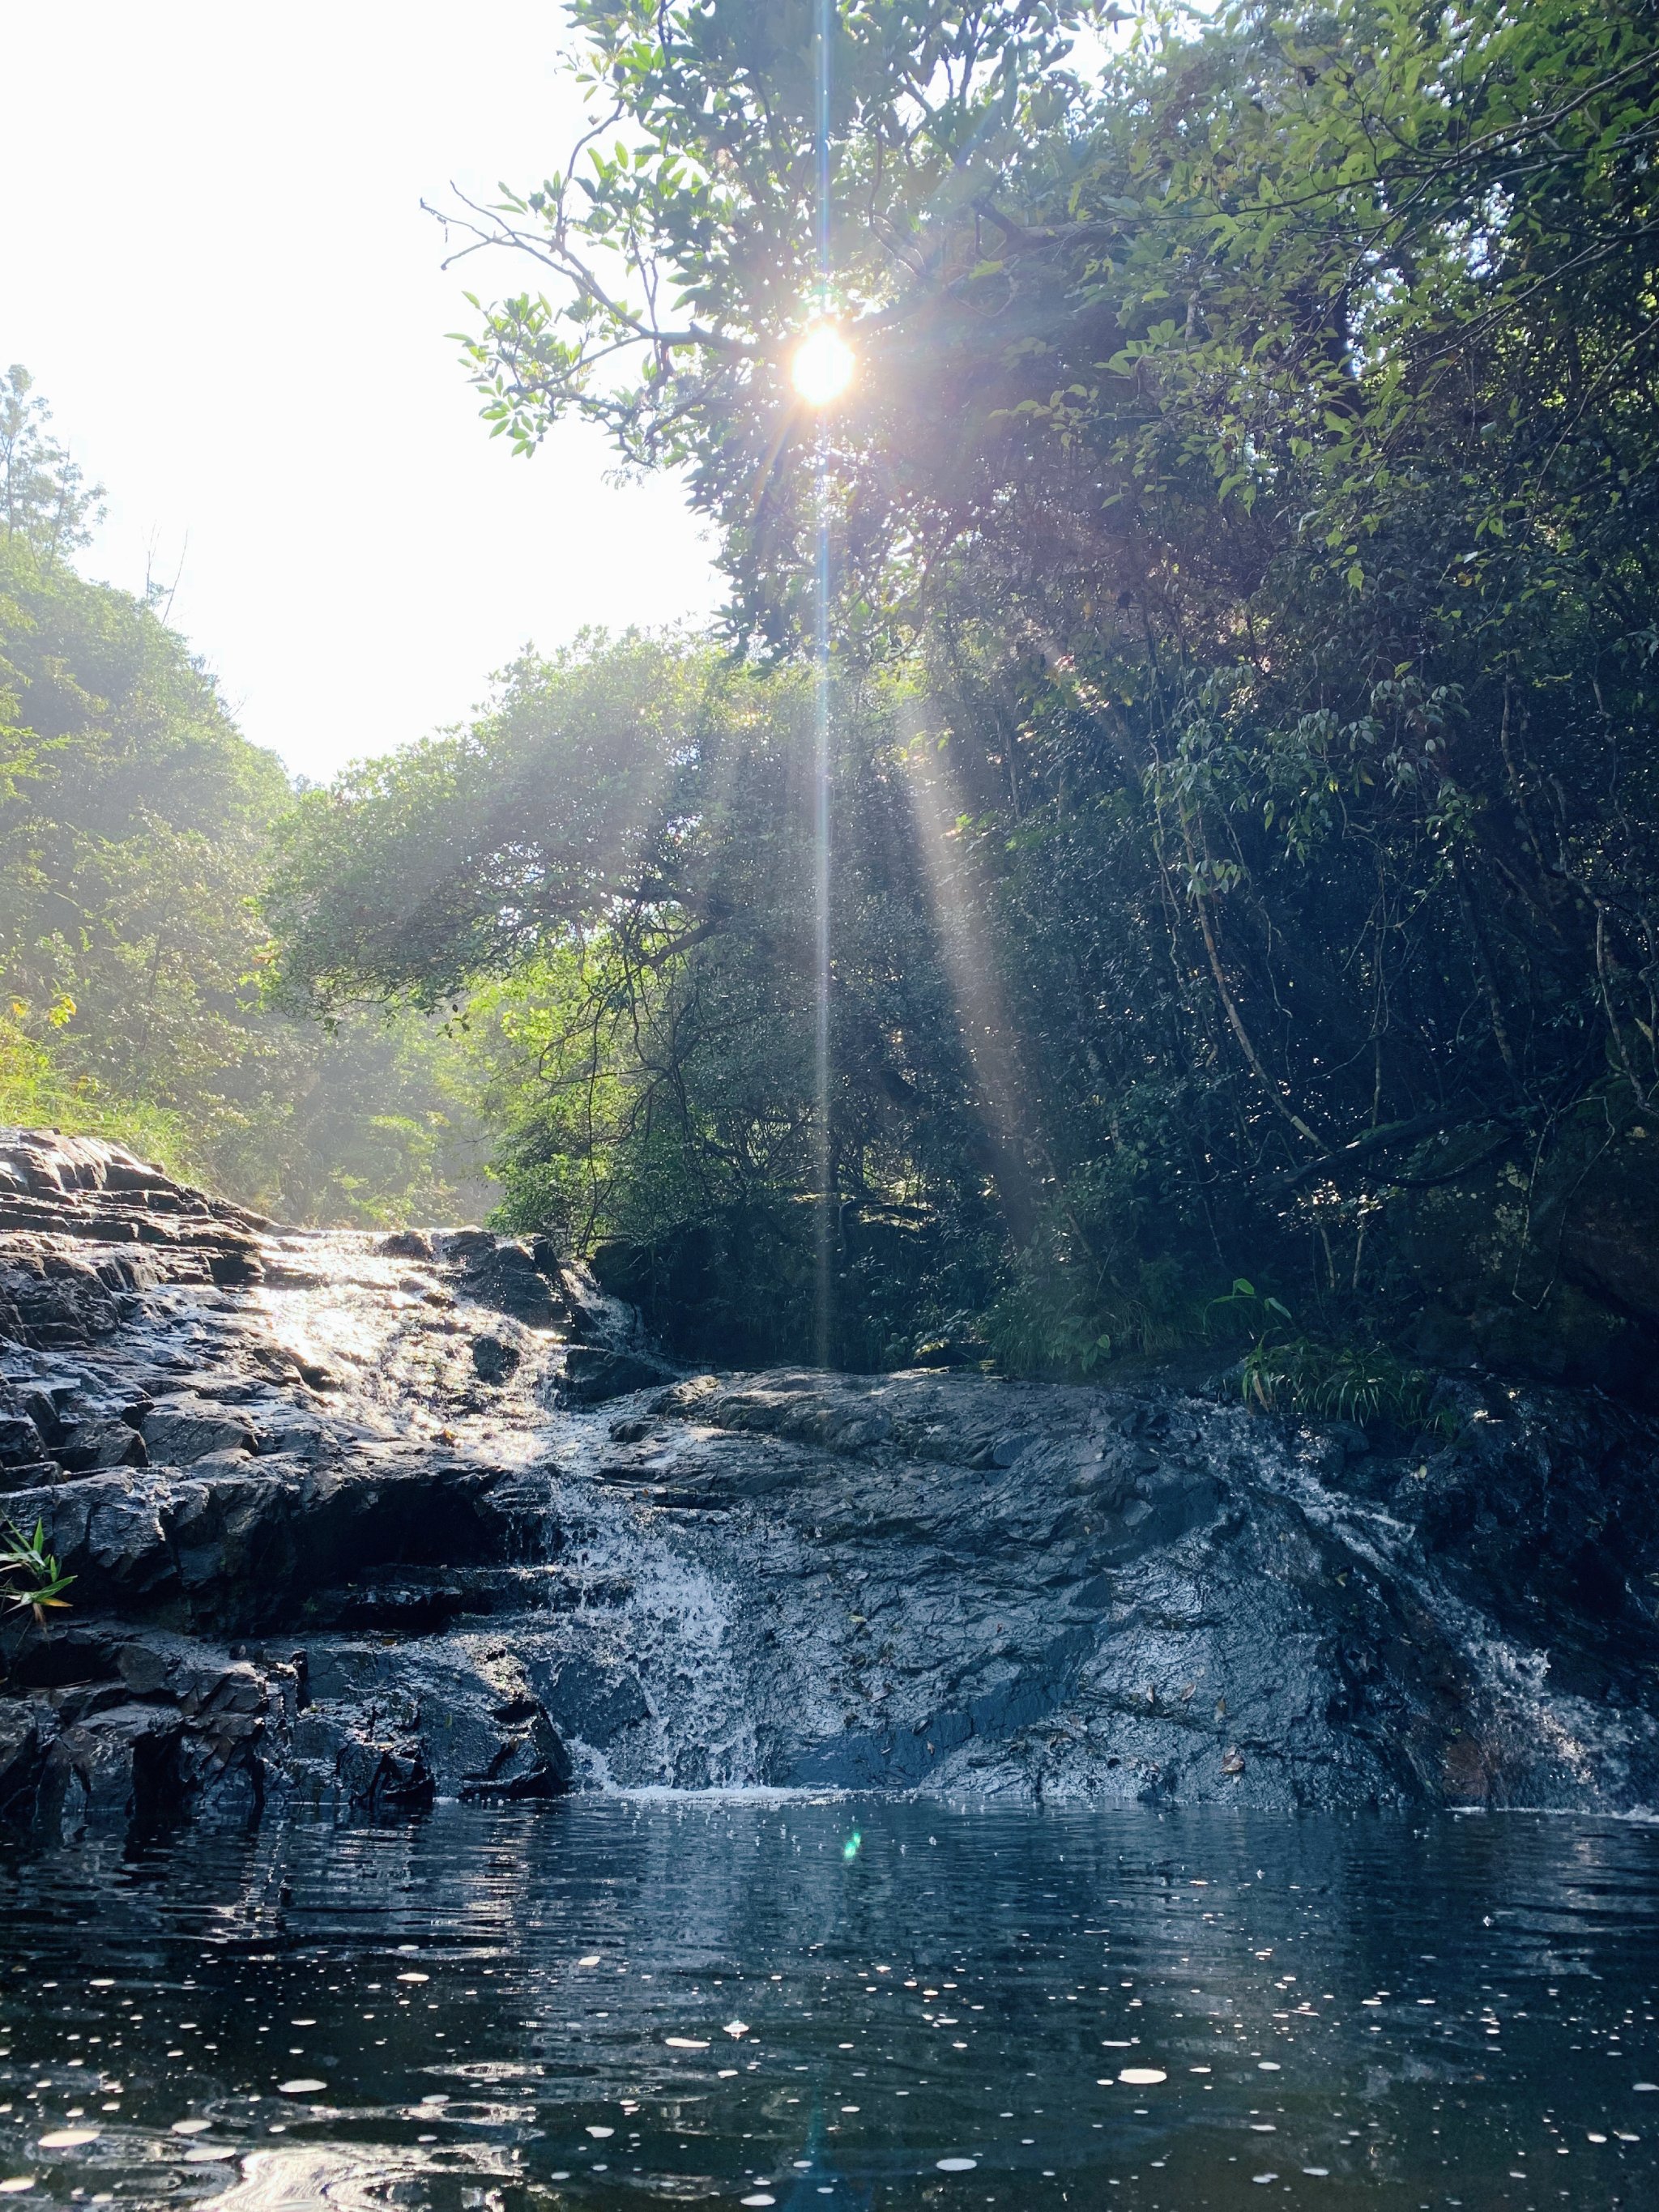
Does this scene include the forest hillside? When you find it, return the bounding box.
[0,365,491,1225]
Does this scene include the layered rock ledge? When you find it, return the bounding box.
[3,1127,1658,1843]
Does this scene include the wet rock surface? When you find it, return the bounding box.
[2,1127,1659,1843]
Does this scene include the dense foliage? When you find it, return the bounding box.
[0,368,490,1225]
[269,637,1003,1361]
[276,0,1659,1391]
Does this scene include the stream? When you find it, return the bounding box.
[2,1796,1657,2210]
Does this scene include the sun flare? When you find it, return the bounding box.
[791,324,855,406]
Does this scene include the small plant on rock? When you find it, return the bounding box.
[1210,1281,1452,1437]
[1,1515,74,1665]
[1238,1334,1448,1434]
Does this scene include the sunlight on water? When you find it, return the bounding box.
[1,1801,1656,2209]
[247,1230,572,1460]
[257,1234,419,1374]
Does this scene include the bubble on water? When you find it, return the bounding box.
[37,2132,98,2150]
[0,2181,34,2194]
[1252,2175,1279,2185]
[577,1956,601,1968]
[1119,2069,1166,2086]
[1256,2061,1282,2071]
[936,2158,978,2172]
[1302,2167,1330,2177]
[276,2078,327,2095]
[396,1973,429,1985]
[171,2120,212,2136]
[741,2196,776,2206]
[586,2127,615,2138]
[665,2037,709,2050]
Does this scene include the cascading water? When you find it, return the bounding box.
[248,1228,775,1792]
[5,1129,1659,1828]
[177,1220,1659,1813]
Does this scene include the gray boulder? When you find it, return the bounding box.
[456,1239,564,1326]
[0,1410,47,1466]
[562,1345,676,1404]
[55,1414,146,1472]
[471,1335,521,1383]
[141,1397,258,1464]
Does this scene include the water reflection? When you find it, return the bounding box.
[1,1801,1656,2206]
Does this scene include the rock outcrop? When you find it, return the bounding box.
[3,1126,1659,1843]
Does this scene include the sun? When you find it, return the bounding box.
[791,324,855,406]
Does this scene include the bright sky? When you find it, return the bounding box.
[0,2,723,782]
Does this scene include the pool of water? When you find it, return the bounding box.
[0,1801,1655,2209]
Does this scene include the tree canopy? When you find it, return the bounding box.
[273,0,1659,1396]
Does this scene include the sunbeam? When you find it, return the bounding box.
[901,704,1041,1248]
[812,0,836,1366]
